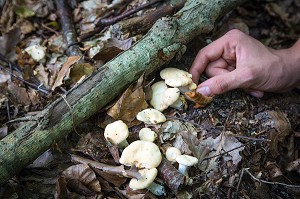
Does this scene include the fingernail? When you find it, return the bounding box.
[196,86,211,96]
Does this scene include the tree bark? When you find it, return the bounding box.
[0,0,246,184]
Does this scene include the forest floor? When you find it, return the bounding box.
[0,0,300,198]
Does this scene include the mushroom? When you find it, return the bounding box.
[176,155,198,176]
[160,68,197,92]
[136,108,166,124]
[139,128,157,142]
[129,168,166,196]
[119,140,162,168]
[104,120,129,148]
[24,44,47,62]
[166,147,182,163]
[150,81,180,111]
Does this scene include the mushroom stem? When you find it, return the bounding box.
[147,182,166,196]
[178,164,189,176]
[118,140,129,148]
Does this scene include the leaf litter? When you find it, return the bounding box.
[0,0,300,198]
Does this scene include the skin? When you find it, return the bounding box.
[189,29,300,98]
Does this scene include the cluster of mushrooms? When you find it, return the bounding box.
[104,68,199,196]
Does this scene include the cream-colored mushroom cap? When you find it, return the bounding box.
[119,140,162,168]
[176,155,198,166]
[139,128,157,142]
[104,120,129,145]
[166,147,182,162]
[136,108,166,124]
[150,81,180,111]
[150,81,168,111]
[129,168,158,190]
[160,68,193,87]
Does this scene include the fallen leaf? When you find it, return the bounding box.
[7,82,31,105]
[286,158,300,174]
[69,63,95,85]
[62,163,101,194]
[72,132,110,161]
[0,70,11,84]
[14,5,35,18]
[94,169,126,187]
[107,75,148,127]
[256,110,292,157]
[27,149,54,168]
[35,64,49,89]
[265,161,283,179]
[52,56,81,90]
[93,38,133,61]
[0,28,21,57]
[184,91,213,108]
[183,130,244,177]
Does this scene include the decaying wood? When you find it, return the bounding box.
[79,0,164,41]
[0,0,247,184]
[111,0,185,38]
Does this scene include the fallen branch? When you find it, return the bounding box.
[0,0,246,184]
[79,0,164,41]
[111,0,186,38]
[54,0,82,56]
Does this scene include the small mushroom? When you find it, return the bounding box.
[150,81,180,111]
[24,44,47,62]
[129,168,166,196]
[166,147,182,163]
[136,108,166,124]
[160,68,197,92]
[176,155,198,176]
[104,120,129,148]
[119,140,162,168]
[139,128,157,142]
[160,68,193,88]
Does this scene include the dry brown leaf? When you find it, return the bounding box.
[265,161,283,179]
[107,75,148,127]
[93,38,133,62]
[35,64,49,89]
[7,82,31,105]
[52,56,81,90]
[184,91,213,108]
[94,169,127,187]
[62,163,101,194]
[286,158,300,174]
[72,132,110,161]
[69,63,95,85]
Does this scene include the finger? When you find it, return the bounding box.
[196,70,242,96]
[204,58,232,77]
[244,89,264,98]
[189,35,237,84]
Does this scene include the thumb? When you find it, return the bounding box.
[196,71,242,96]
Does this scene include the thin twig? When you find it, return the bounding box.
[0,65,50,95]
[234,167,245,199]
[243,168,300,189]
[79,0,163,41]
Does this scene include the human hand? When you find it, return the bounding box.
[189,29,300,98]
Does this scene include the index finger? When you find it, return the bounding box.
[189,34,237,84]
